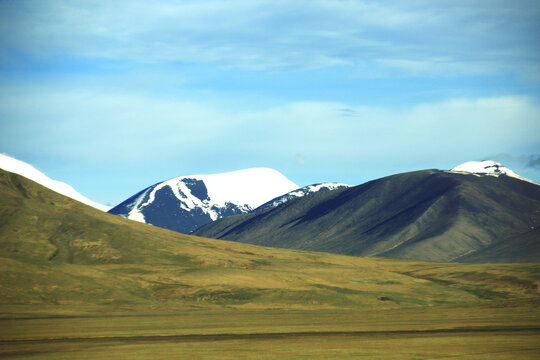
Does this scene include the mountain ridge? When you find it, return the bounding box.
[254,182,351,211]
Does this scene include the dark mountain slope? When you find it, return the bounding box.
[194,170,540,263]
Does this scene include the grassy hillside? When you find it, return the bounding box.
[195,170,540,263]
[1,168,539,313]
[1,169,540,359]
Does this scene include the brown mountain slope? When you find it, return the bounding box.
[194,170,540,263]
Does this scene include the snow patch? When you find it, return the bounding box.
[126,188,153,223]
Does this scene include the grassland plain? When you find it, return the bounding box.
[1,169,540,359]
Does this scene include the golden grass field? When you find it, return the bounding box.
[1,169,539,358]
[1,306,539,359]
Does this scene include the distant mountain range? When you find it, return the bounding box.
[194,161,540,263]
[3,153,539,263]
[0,153,110,211]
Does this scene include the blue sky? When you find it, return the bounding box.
[1,0,539,206]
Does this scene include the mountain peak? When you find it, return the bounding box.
[164,167,299,209]
[109,167,299,233]
[450,160,536,184]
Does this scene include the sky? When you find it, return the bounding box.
[1,0,539,206]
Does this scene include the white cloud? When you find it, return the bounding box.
[1,83,538,174]
[1,0,538,76]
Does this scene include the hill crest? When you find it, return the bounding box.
[0,153,110,211]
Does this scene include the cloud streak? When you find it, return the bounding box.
[1,0,539,77]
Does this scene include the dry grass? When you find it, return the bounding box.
[1,307,539,359]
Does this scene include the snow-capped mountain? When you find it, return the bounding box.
[450,160,537,184]
[0,153,111,211]
[108,168,299,233]
[254,182,351,212]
